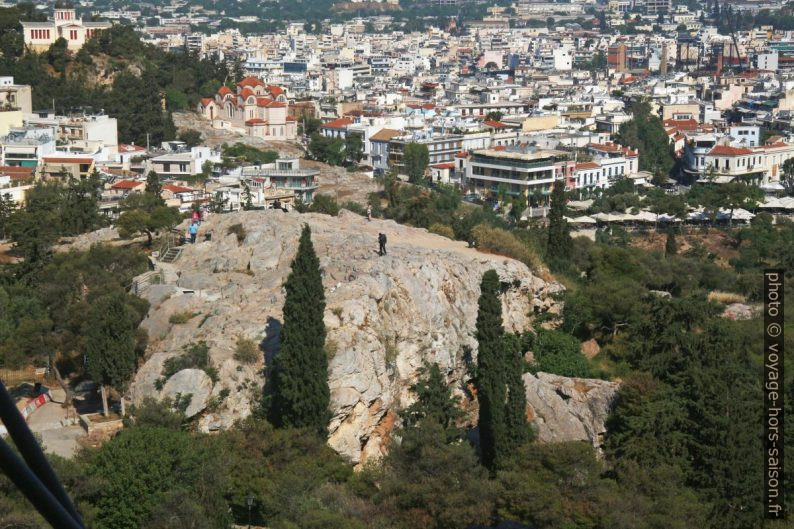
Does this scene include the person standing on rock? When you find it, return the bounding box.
[189,221,199,244]
[378,232,387,256]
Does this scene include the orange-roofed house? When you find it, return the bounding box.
[108,179,146,198]
[320,117,354,139]
[587,142,640,178]
[197,78,296,140]
[682,134,794,184]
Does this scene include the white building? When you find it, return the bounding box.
[22,8,111,52]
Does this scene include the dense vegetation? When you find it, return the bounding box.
[2,171,792,529]
[614,99,674,178]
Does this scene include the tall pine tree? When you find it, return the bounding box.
[268,224,330,435]
[476,270,529,471]
[83,292,138,416]
[547,179,572,270]
[400,362,465,442]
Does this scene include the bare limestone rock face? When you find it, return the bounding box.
[128,209,583,463]
[160,368,214,418]
[523,372,620,450]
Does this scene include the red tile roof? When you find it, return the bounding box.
[266,85,284,96]
[321,117,353,129]
[483,119,509,128]
[246,118,268,125]
[431,162,455,170]
[589,142,637,157]
[118,144,146,153]
[218,86,232,97]
[708,145,754,156]
[575,162,600,170]
[0,166,34,180]
[163,183,194,194]
[663,118,699,131]
[111,179,144,190]
[237,76,265,88]
[199,97,213,107]
[256,97,285,108]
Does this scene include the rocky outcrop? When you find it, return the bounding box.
[161,368,213,418]
[127,209,611,463]
[722,302,760,321]
[523,372,619,450]
[580,338,600,360]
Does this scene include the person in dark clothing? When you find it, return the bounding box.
[378,233,387,256]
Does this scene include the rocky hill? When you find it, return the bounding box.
[128,209,618,463]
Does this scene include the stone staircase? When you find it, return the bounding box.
[160,246,183,263]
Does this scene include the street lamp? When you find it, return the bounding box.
[246,493,254,528]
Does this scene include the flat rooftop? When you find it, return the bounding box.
[473,148,568,161]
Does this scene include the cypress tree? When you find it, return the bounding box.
[503,334,530,449]
[269,224,330,435]
[547,179,572,269]
[476,269,508,471]
[665,228,677,257]
[145,170,162,197]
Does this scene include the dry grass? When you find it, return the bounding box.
[428,223,455,239]
[708,291,746,304]
[471,224,543,270]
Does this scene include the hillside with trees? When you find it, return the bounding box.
[0,4,231,145]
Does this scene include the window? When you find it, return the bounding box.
[69,30,77,40]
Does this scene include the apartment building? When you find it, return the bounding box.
[388,134,464,173]
[464,147,570,200]
[0,128,56,168]
[240,158,319,203]
[147,146,220,179]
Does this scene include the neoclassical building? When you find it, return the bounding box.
[22,8,111,52]
[198,77,297,140]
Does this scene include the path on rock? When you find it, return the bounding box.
[348,213,503,262]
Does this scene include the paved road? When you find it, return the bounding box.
[26,387,85,459]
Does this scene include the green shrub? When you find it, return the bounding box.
[162,341,211,379]
[428,223,455,239]
[234,336,260,364]
[169,311,198,324]
[528,328,591,378]
[341,200,366,216]
[227,223,246,244]
[308,194,340,216]
[471,224,543,270]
